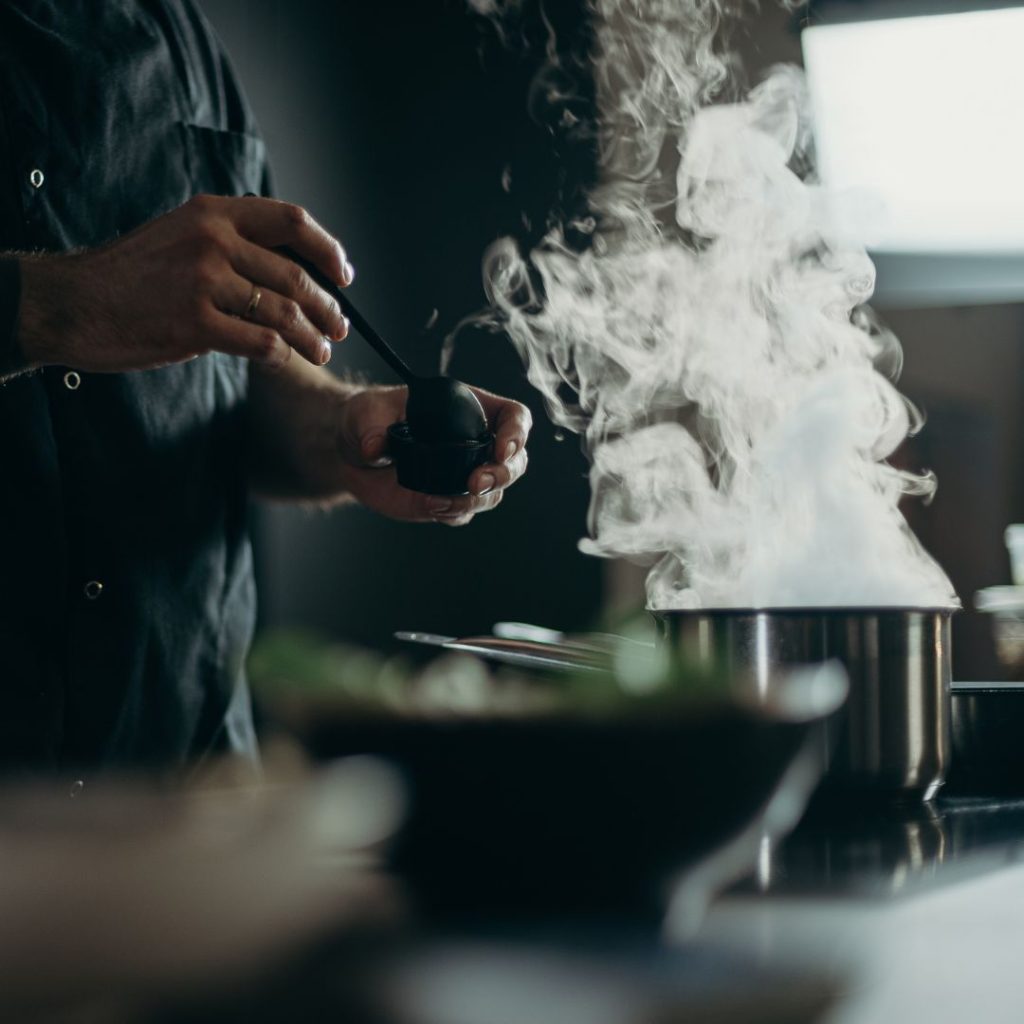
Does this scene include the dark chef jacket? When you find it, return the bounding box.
[0,0,266,775]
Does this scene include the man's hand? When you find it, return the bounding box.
[336,384,531,525]
[16,195,352,373]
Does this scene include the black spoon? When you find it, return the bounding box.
[279,248,488,443]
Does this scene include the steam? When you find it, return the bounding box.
[473,1,957,610]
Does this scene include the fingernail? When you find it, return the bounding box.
[503,441,518,462]
[474,473,496,496]
[368,455,393,468]
[339,315,350,338]
[343,260,356,285]
[329,310,347,341]
[319,341,332,365]
[428,498,452,513]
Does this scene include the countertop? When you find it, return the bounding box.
[700,793,1024,1023]
[12,770,1024,1024]
[144,791,1024,1024]
[743,793,1024,898]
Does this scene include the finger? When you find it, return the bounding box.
[434,488,506,525]
[360,430,394,469]
[231,240,349,341]
[347,467,434,521]
[232,196,352,289]
[471,389,533,463]
[213,273,330,367]
[434,514,475,528]
[341,387,407,466]
[204,308,292,369]
[423,487,504,520]
[468,446,528,496]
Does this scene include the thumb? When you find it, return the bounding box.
[360,429,394,468]
[339,385,406,466]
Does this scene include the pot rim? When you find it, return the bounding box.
[650,605,959,617]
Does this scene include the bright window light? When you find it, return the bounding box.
[802,7,1024,252]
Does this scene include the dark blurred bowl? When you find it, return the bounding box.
[275,665,846,925]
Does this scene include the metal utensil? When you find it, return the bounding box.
[279,247,488,443]
[491,621,656,652]
[394,632,609,673]
[656,607,954,801]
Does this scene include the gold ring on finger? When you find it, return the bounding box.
[243,283,262,320]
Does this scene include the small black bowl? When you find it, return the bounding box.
[387,421,493,496]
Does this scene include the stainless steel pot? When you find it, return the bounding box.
[656,608,954,801]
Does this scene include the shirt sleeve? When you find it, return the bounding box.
[0,257,22,377]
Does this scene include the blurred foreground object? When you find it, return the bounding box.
[975,586,1024,678]
[975,526,1024,678]
[252,627,846,927]
[0,751,402,1023]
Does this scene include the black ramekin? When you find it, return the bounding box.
[386,421,494,495]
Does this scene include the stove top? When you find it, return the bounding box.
[745,794,1024,897]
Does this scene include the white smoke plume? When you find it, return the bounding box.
[474,1,958,610]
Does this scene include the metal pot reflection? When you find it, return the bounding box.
[655,608,954,801]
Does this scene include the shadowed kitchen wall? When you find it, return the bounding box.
[199,0,604,651]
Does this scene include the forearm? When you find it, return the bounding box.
[246,356,364,503]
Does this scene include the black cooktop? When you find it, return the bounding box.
[746,793,1024,897]
[741,680,1024,898]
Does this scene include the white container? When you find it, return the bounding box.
[976,585,1024,676]
[976,585,1024,614]
[1005,525,1024,586]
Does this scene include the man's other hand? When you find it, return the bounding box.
[16,195,352,373]
[336,384,531,525]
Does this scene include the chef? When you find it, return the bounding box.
[0,0,531,779]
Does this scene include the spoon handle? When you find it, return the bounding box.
[277,247,417,386]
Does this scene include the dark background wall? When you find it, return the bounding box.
[202,0,1024,680]
[200,0,604,651]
